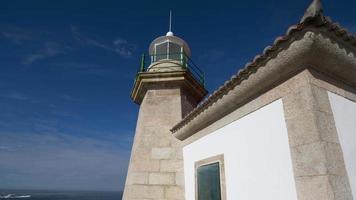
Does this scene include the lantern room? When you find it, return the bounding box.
[148,31,191,64]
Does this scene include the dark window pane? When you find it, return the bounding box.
[168,42,181,61]
[197,162,221,200]
[155,42,168,61]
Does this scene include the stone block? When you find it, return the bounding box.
[310,85,333,113]
[154,88,181,96]
[284,112,320,147]
[291,142,327,177]
[170,137,183,147]
[175,147,184,159]
[151,147,173,160]
[295,176,334,200]
[165,186,185,200]
[285,70,312,90]
[328,175,353,200]
[314,111,340,144]
[291,141,349,178]
[324,142,348,176]
[175,170,185,186]
[283,85,315,118]
[160,160,183,172]
[142,133,171,148]
[124,185,164,199]
[126,172,148,185]
[130,158,160,172]
[148,172,175,185]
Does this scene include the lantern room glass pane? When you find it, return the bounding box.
[155,42,168,61]
[197,162,221,200]
[168,42,182,61]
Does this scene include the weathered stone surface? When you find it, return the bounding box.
[160,160,183,172]
[129,157,160,172]
[165,186,185,199]
[175,169,185,186]
[131,71,207,105]
[328,175,354,200]
[284,111,320,147]
[141,133,171,148]
[324,142,348,176]
[148,173,175,185]
[283,85,316,117]
[295,175,354,200]
[310,85,333,113]
[291,142,328,177]
[283,72,354,200]
[126,172,148,185]
[151,148,173,160]
[314,111,340,143]
[291,141,348,178]
[123,69,206,200]
[295,176,334,200]
[124,185,165,199]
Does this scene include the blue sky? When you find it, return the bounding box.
[0,0,355,192]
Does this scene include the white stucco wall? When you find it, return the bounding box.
[328,92,356,198]
[183,100,297,200]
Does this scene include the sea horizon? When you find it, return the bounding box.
[0,189,123,200]
[0,188,123,192]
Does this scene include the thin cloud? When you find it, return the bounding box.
[70,25,136,58]
[51,62,117,77]
[59,94,80,102]
[0,26,71,66]
[0,91,28,101]
[0,146,10,151]
[0,131,131,191]
[0,27,33,45]
[23,42,71,65]
[113,38,135,58]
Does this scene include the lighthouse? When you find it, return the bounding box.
[122,13,207,200]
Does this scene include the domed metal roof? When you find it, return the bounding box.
[149,34,191,57]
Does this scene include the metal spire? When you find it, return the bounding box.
[166,10,174,36]
[169,10,172,32]
[300,0,324,23]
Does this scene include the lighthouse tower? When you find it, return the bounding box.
[122,15,207,200]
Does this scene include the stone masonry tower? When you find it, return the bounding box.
[122,23,207,199]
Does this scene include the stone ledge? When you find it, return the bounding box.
[131,70,207,105]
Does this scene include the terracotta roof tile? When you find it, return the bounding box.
[171,7,356,134]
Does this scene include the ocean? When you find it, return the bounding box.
[0,190,122,200]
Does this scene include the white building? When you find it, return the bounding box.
[123,0,356,199]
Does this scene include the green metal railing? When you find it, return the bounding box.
[137,52,205,86]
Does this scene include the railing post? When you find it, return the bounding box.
[180,52,183,65]
[140,54,146,72]
[182,53,187,69]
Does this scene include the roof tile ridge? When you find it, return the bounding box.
[171,2,356,134]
